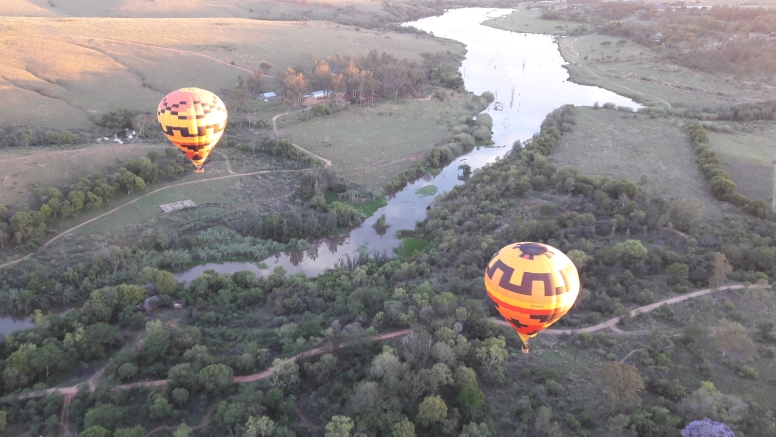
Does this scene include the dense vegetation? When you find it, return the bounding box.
[543,2,776,79]
[3,106,776,436]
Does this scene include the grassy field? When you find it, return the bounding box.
[1,0,430,22]
[485,9,776,109]
[0,142,173,206]
[552,107,720,207]
[281,94,473,189]
[0,17,461,129]
[707,126,776,203]
[484,7,588,35]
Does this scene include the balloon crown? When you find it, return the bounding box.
[517,243,548,256]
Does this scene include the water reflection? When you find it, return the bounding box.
[174,7,638,285]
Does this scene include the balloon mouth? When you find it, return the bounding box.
[517,243,548,256]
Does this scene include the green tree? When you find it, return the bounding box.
[199,364,234,396]
[268,359,300,392]
[325,415,355,437]
[168,363,198,390]
[457,384,484,419]
[30,342,69,380]
[416,395,447,428]
[613,240,648,261]
[475,336,508,384]
[668,198,703,232]
[709,175,736,199]
[155,270,178,295]
[678,382,748,424]
[172,423,192,437]
[148,395,173,420]
[85,405,127,431]
[172,388,189,407]
[600,361,644,410]
[709,252,732,290]
[713,320,756,361]
[459,422,490,437]
[114,427,145,437]
[118,363,137,381]
[390,416,416,437]
[245,416,275,437]
[80,426,111,437]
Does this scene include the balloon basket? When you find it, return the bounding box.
[521,345,530,354]
[194,168,204,174]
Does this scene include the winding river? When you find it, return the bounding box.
[0,9,640,335]
[174,8,637,284]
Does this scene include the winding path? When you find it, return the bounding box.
[14,283,765,435]
[0,110,332,270]
[491,283,760,334]
[271,108,332,167]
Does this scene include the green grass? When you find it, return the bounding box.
[415,184,438,197]
[392,237,429,258]
[324,191,387,217]
[484,8,586,35]
[552,107,721,208]
[706,126,776,203]
[554,32,776,108]
[282,95,473,189]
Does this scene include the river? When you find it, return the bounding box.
[172,8,638,284]
[1,9,636,335]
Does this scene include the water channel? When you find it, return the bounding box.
[0,8,640,335]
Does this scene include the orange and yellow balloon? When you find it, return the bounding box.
[157,88,227,173]
[484,242,580,353]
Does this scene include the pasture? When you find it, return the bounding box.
[0,16,461,129]
[280,94,473,189]
[551,107,721,208]
[707,126,776,203]
[484,7,587,35]
[0,0,425,22]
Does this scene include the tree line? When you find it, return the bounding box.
[0,150,189,253]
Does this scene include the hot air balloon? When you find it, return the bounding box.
[157,88,227,173]
[484,242,579,353]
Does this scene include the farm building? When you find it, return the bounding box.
[260,92,277,101]
[304,90,328,100]
[138,296,161,312]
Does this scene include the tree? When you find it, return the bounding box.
[199,364,234,396]
[599,361,644,410]
[457,384,484,420]
[85,405,127,430]
[118,362,138,381]
[681,418,735,437]
[533,406,552,434]
[281,68,309,106]
[172,388,189,407]
[168,363,198,390]
[669,198,703,232]
[155,270,178,295]
[248,68,263,94]
[31,342,69,380]
[260,60,272,73]
[245,416,275,437]
[173,423,192,437]
[325,416,355,437]
[475,336,508,384]
[713,319,756,361]
[114,427,145,437]
[709,175,736,199]
[80,426,111,437]
[416,395,447,428]
[613,240,648,261]
[268,359,300,392]
[709,252,732,290]
[678,382,748,424]
[237,353,255,372]
[390,416,415,437]
[460,422,490,437]
[148,395,173,420]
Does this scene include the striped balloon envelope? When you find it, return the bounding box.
[484,242,580,353]
[157,88,227,173]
